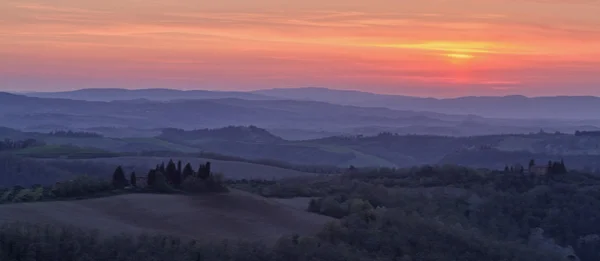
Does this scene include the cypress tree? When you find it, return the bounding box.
[183,163,194,180]
[528,159,535,170]
[198,164,206,179]
[198,162,211,180]
[130,172,137,187]
[112,166,127,189]
[147,170,156,186]
[560,159,567,174]
[166,160,176,183]
[177,160,182,176]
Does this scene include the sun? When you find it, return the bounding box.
[445,53,474,65]
[446,53,474,59]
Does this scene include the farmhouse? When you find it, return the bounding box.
[529,165,548,176]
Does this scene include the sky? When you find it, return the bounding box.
[1,0,600,97]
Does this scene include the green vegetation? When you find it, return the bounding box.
[0,176,114,204]
[231,165,600,261]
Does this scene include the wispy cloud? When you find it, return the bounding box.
[1,0,600,94]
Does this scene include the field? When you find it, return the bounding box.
[0,190,332,244]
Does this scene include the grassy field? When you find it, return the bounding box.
[0,190,333,244]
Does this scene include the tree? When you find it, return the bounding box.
[112,166,127,189]
[182,163,194,180]
[166,159,179,185]
[198,162,211,180]
[130,172,137,187]
[529,159,536,170]
[177,160,182,177]
[152,171,174,193]
[504,165,510,173]
[147,170,156,186]
[560,159,567,174]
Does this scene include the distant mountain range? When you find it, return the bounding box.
[23,87,600,120]
[254,87,600,120]
[24,88,274,102]
[1,91,599,138]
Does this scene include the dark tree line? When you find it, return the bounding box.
[575,130,600,137]
[48,130,103,138]
[111,159,225,193]
[502,159,568,176]
[0,138,43,151]
[144,160,211,187]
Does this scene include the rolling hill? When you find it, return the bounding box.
[0,190,333,244]
[255,87,600,120]
[4,91,599,138]
[5,125,600,171]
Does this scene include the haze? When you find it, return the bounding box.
[2,0,600,97]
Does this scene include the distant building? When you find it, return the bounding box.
[530,165,548,176]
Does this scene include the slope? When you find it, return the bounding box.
[0,190,333,244]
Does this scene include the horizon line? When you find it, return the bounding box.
[6,86,600,100]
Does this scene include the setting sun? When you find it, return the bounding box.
[446,53,474,60]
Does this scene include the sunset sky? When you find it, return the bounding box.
[1,0,600,97]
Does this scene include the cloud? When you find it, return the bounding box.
[1,0,599,95]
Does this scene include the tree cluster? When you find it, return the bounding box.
[116,160,229,193]
[575,130,600,137]
[48,130,103,138]
[1,176,114,204]
[0,138,43,151]
[547,160,568,175]
[233,164,600,261]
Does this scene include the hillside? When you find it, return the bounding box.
[6,126,600,171]
[0,190,332,244]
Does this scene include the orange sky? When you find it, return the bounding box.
[1,0,600,97]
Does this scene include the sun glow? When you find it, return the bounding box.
[446,53,474,59]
